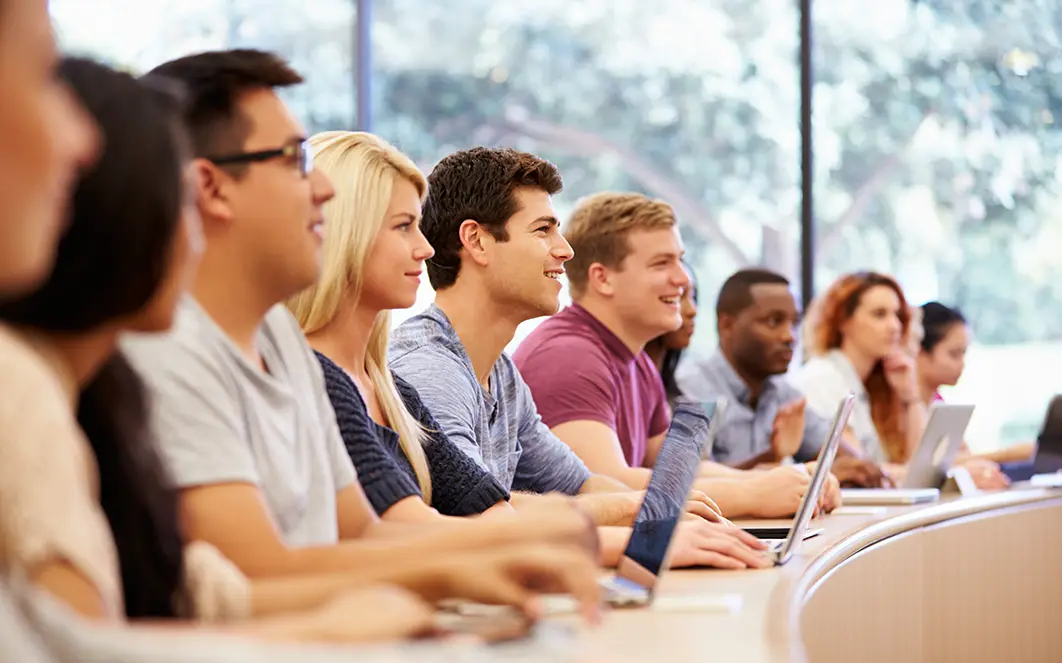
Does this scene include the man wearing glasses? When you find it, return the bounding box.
[120,49,603,621]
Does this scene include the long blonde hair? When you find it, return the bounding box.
[286,131,433,503]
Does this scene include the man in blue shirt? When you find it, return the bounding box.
[677,269,889,486]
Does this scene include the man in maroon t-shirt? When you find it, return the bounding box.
[514,193,834,519]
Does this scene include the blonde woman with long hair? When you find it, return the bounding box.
[288,131,519,520]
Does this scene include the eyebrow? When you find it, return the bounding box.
[647,250,684,262]
[531,216,559,228]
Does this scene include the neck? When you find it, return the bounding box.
[575,297,652,356]
[918,376,938,406]
[644,339,666,370]
[21,327,120,403]
[838,342,878,382]
[306,297,379,381]
[434,284,523,387]
[192,255,278,365]
[722,348,768,404]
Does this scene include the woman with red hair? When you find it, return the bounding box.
[792,272,925,465]
[793,272,1009,489]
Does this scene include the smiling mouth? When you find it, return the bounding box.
[660,295,681,305]
[310,220,324,238]
[545,270,564,281]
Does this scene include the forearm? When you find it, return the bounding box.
[721,453,773,472]
[596,527,632,567]
[582,471,646,492]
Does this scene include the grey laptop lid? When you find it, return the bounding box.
[774,394,855,564]
[1033,395,1062,474]
[617,400,721,592]
[901,403,975,489]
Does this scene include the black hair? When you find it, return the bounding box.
[920,301,967,353]
[715,268,790,320]
[422,147,563,290]
[657,259,698,402]
[0,57,188,619]
[146,49,303,164]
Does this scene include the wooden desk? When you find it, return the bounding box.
[560,488,1062,663]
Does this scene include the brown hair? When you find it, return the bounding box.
[564,192,677,299]
[422,147,563,290]
[804,271,912,462]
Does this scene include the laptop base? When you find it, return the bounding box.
[840,488,940,505]
[743,526,824,541]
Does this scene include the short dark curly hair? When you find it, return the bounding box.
[422,147,563,290]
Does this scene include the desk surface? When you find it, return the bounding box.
[557,487,1062,663]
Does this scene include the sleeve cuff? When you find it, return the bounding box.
[449,474,511,517]
[362,474,422,517]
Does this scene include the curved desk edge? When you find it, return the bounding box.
[772,488,1062,663]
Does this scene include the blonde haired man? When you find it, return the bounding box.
[514,192,838,519]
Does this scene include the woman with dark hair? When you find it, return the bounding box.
[916,301,969,404]
[0,57,443,644]
[916,302,1021,485]
[645,260,698,406]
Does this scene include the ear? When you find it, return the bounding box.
[457,219,492,267]
[191,158,234,227]
[718,312,735,340]
[586,262,615,297]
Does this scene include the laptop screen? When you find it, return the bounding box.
[775,394,854,562]
[621,400,717,581]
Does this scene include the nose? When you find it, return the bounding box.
[60,83,101,170]
[781,323,796,344]
[552,233,574,262]
[309,168,336,205]
[674,265,691,290]
[413,226,435,262]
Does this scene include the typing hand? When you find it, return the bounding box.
[682,489,727,524]
[803,462,841,514]
[304,585,438,643]
[666,520,771,570]
[745,466,812,518]
[421,545,603,625]
[959,457,1010,490]
[830,456,893,488]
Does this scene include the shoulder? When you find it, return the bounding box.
[0,327,63,395]
[120,298,230,377]
[514,327,610,376]
[791,354,844,384]
[389,311,452,359]
[0,327,75,429]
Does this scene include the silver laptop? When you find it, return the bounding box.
[841,403,973,506]
[742,394,854,565]
[902,403,975,488]
[596,399,724,607]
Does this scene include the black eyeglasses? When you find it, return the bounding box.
[207,138,314,177]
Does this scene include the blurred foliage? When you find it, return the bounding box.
[52,0,1062,344]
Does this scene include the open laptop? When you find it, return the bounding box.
[1006,396,1062,485]
[840,403,974,506]
[597,399,723,606]
[450,399,725,620]
[698,397,729,461]
[740,394,853,564]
